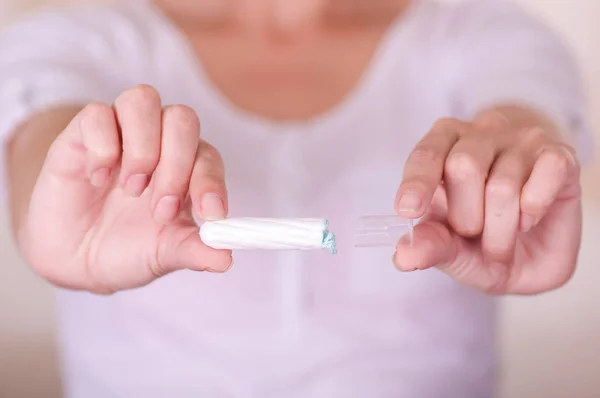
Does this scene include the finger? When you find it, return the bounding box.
[114,85,162,196]
[393,186,451,271]
[394,220,510,294]
[36,104,121,237]
[393,220,456,272]
[482,149,533,263]
[396,119,462,218]
[501,144,581,294]
[77,103,121,187]
[520,144,580,232]
[394,178,511,294]
[154,225,233,275]
[150,105,200,224]
[444,113,509,237]
[190,141,228,221]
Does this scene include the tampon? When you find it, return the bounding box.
[200,217,337,254]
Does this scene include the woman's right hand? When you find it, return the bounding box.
[17,85,233,294]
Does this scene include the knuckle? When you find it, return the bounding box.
[117,84,161,108]
[543,147,571,174]
[96,143,121,163]
[483,236,513,258]
[198,143,224,166]
[161,175,191,195]
[128,145,155,163]
[485,246,510,260]
[433,117,461,131]
[409,144,443,165]
[518,127,546,145]
[473,111,510,131]
[79,104,120,161]
[163,105,201,144]
[451,220,482,238]
[486,177,520,201]
[197,175,226,194]
[447,211,483,237]
[164,104,200,127]
[126,148,159,171]
[445,152,481,181]
[81,102,113,121]
[79,102,115,135]
[520,191,551,215]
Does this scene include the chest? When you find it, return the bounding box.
[154,58,451,217]
[182,25,396,121]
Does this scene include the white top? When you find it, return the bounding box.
[0,0,591,397]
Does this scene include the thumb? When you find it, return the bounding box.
[393,184,457,271]
[154,223,233,275]
[394,221,508,293]
[393,185,508,292]
[393,220,457,272]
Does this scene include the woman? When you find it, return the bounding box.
[0,0,591,396]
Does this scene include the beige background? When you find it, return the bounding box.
[1,0,599,397]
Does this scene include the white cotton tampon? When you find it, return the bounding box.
[199,218,337,254]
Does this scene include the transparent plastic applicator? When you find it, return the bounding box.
[354,215,415,248]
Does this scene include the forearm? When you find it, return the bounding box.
[5,106,82,236]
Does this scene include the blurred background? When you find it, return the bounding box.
[0,0,599,397]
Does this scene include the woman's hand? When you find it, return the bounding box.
[394,110,582,294]
[18,85,232,294]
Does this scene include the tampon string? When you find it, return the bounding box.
[354,215,414,247]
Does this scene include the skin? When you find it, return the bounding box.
[6,0,582,295]
[394,108,581,294]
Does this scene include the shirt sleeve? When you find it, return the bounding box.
[448,0,593,162]
[0,6,130,196]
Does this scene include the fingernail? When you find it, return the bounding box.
[90,168,111,187]
[154,196,180,223]
[397,191,421,213]
[124,174,149,196]
[520,214,535,232]
[207,255,234,273]
[200,193,225,221]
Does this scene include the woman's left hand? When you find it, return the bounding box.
[394,110,582,294]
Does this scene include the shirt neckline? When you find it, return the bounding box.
[145,1,425,137]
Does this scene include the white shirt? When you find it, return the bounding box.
[0,1,591,397]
